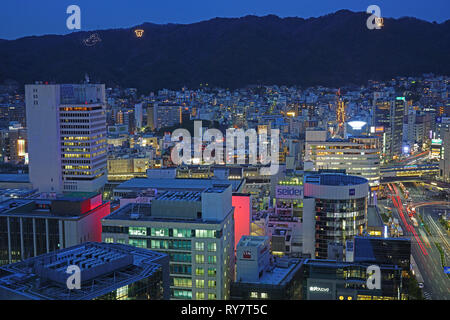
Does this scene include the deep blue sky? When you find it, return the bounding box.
[1,0,449,40]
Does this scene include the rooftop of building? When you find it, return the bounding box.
[0,242,167,300]
[0,192,106,219]
[104,188,229,224]
[303,258,402,270]
[0,188,36,198]
[237,236,269,248]
[352,236,411,266]
[54,192,99,201]
[0,173,30,183]
[244,258,303,286]
[156,190,203,202]
[304,172,368,186]
[354,235,411,244]
[278,174,304,186]
[115,177,241,192]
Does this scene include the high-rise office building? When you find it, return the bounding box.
[439,129,450,182]
[372,97,406,161]
[390,97,406,159]
[25,83,107,193]
[153,103,182,130]
[373,100,391,131]
[135,103,143,129]
[102,184,235,300]
[302,173,368,259]
[146,104,155,131]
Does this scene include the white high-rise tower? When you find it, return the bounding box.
[25,83,107,193]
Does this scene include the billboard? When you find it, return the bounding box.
[306,279,335,300]
[276,185,303,199]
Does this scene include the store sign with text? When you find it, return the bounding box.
[276,185,303,199]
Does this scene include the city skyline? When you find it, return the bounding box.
[0,1,448,303]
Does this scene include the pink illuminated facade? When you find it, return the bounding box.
[232,193,251,251]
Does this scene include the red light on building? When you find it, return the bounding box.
[232,194,251,252]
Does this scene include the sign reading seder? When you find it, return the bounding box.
[276,185,303,199]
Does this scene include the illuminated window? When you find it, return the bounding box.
[151,240,168,249]
[195,254,204,263]
[173,228,191,237]
[116,285,128,300]
[173,278,192,288]
[208,280,216,289]
[196,292,205,300]
[174,290,192,299]
[196,230,216,238]
[250,292,258,298]
[196,279,204,288]
[151,228,168,237]
[129,227,147,236]
[196,268,204,276]
[208,268,216,277]
[128,239,146,248]
[195,242,205,251]
[261,292,268,299]
[207,255,217,264]
[208,293,216,300]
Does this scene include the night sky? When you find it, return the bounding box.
[1,0,449,40]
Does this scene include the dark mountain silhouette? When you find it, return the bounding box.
[0,10,449,93]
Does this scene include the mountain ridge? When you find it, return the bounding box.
[0,10,449,93]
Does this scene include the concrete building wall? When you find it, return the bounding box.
[25,84,62,193]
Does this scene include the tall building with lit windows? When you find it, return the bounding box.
[305,130,381,188]
[25,83,107,193]
[390,97,406,159]
[302,172,369,260]
[439,129,450,182]
[372,98,406,162]
[153,103,182,130]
